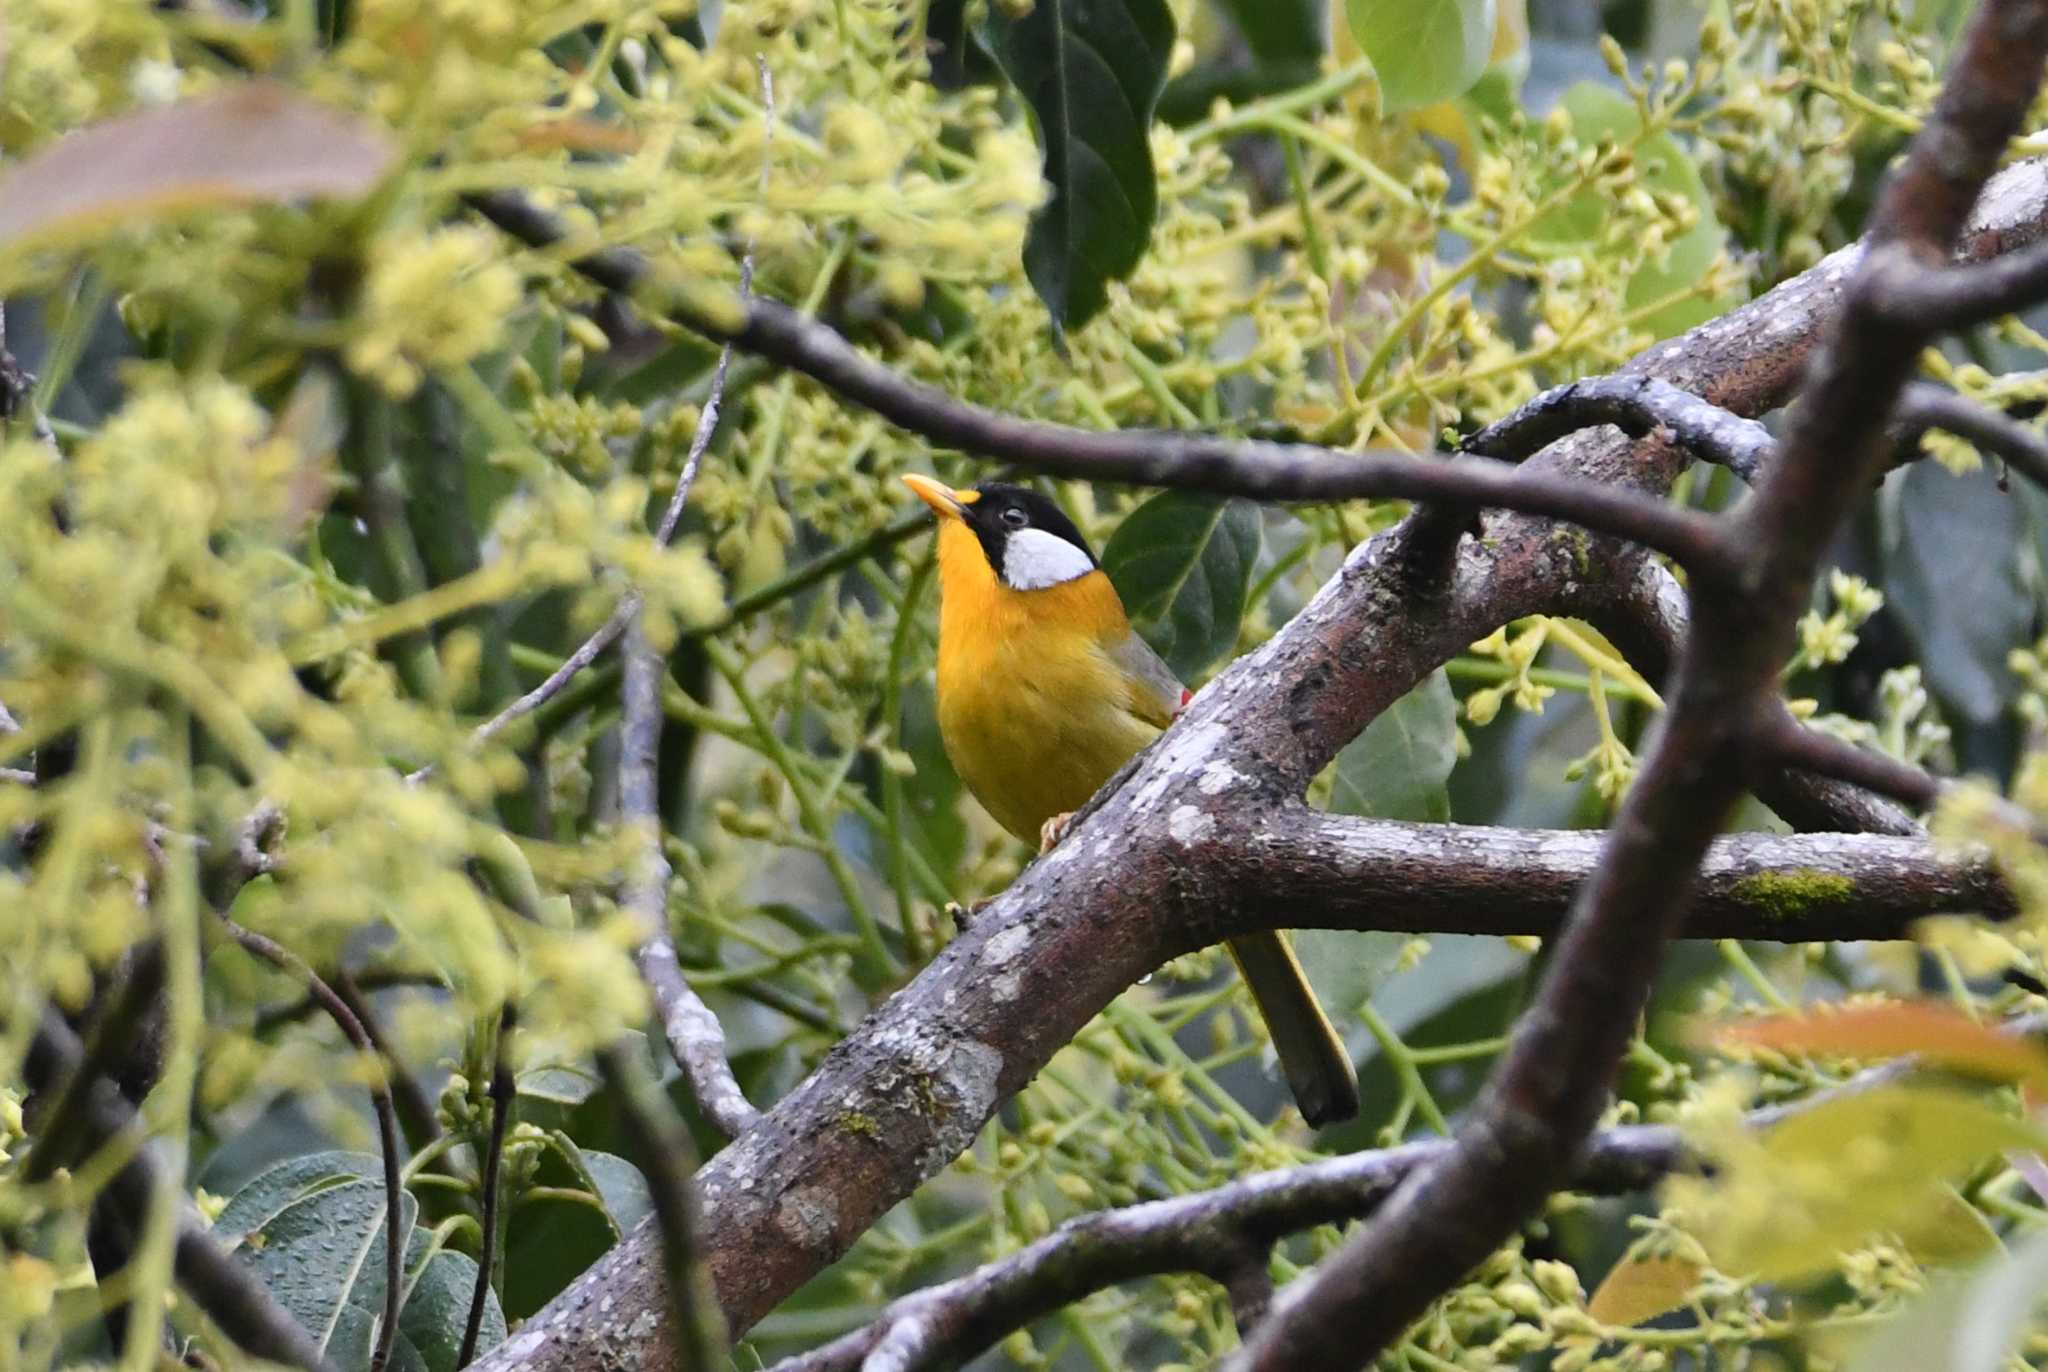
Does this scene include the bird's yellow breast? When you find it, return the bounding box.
[931,519,1162,842]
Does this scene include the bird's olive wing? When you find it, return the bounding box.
[1107,632,1187,730]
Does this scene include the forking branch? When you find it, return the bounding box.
[458,33,2048,1372]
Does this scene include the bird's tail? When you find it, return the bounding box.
[1227,932,1361,1127]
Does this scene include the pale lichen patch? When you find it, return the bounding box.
[1168,803,1216,846]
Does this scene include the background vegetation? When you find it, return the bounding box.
[8,0,2048,1368]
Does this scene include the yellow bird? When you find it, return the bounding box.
[903,474,1361,1126]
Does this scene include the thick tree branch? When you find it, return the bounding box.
[1242,809,2008,942]
[1235,6,2048,1366]
[466,140,2048,1372]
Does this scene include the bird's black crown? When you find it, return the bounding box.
[962,483,1097,570]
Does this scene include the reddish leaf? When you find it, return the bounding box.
[0,83,395,254]
[1587,1254,1703,1327]
[1705,1002,2048,1091]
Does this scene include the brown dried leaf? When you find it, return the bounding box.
[0,82,395,254]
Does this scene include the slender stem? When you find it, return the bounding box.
[458,1005,516,1369]
[216,915,407,1372]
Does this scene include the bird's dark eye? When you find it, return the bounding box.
[1000,506,1028,528]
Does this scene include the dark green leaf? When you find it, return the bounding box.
[213,1150,382,1250]
[231,1177,418,1363]
[1102,491,1262,680]
[1216,0,1322,62]
[1883,461,2028,727]
[1291,928,1409,1030]
[1345,0,1494,112]
[398,1247,505,1372]
[543,1133,653,1240]
[1329,670,1458,822]
[984,0,1176,334]
[923,0,1001,90]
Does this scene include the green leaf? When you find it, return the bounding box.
[1883,461,2029,727]
[544,1133,653,1240]
[1345,0,1495,113]
[1216,0,1323,62]
[213,1151,383,1250]
[1672,1083,2046,1284]
[1102,491,1262,680]
[1528,83,1729,337]
[984,0,1176,334]
[1847,1228,2048,1372]
[398,1247,505,1372]
[231,1177,419,1365]
[1328,670,1458,823]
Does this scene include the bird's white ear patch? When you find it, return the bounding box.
[1002,528,1095,590]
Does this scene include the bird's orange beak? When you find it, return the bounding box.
[901,473,978,521]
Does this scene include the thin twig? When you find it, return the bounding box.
[1894,380,2048,491]
[215,915,407,1372]
[464,188,1736,579]
[598,1045,726,1372]
[458,1004,517,1370]
[336,970,444,1149]
[26,1009,338,1372]
[621,615,761,1137]
[610,59,773,1140]
[1462,374,1777,482]
[454,60,774,765]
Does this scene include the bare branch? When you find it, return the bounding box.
[1241,809,2010,942]
[465,192,1733,577]
[1464,375,1775,482]
[1895,380,2048,491]
[621,615,761,1138]
[1866,228,2048,332]
[216,914,407,1372]
[1569,558,1923,837]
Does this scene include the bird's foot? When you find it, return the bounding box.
[944,898,993,929]
[1038,811,1075,854]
